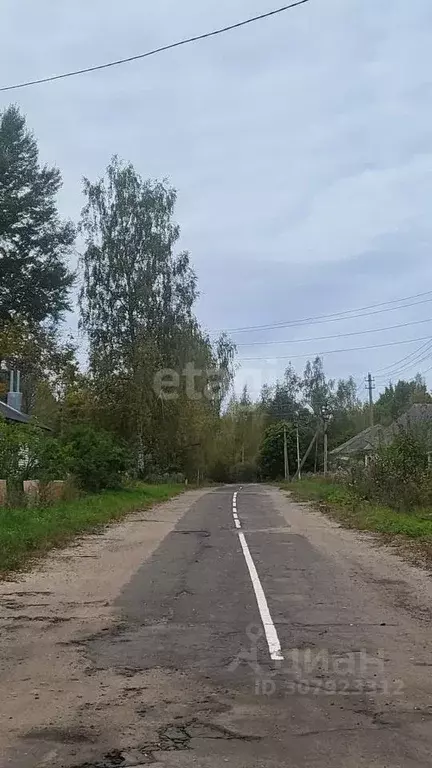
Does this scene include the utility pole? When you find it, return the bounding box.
[366,373,375,427]
[294,428,319,480]
[283,424,290,482]
[323,419,328,477]
[296,424,301,480]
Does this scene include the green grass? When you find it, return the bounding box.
[280,478,432,539]
[0,483,184,575]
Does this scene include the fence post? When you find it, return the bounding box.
[23,480,40,505]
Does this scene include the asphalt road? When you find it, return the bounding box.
[3,484,432,767]
[84,484,432,767]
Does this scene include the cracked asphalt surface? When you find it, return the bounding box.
[2,484,432,766]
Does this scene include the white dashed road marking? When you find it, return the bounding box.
[232,491,239,526]
[232,491,284,662]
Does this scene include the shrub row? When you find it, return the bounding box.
[207,460,258,484]
[0,421,129,493]
[351,431,432,511]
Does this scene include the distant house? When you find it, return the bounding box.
[0,366,25,422]
[0,368,50,430]
[396,403,432,436]
[329,424,389,467]
[330,404,432,468]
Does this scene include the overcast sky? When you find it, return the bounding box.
[2,0,432,400]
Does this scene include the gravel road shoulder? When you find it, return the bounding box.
[275,487,432,622]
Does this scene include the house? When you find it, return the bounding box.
[329,424,389,467]
[0,366,25,421]
[396,403,432,436]
[330,404,432,468]
[0,368,50,430]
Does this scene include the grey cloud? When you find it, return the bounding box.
[2,0,432,397]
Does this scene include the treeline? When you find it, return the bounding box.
[213,358,362,481]
[212,363,432,482]
[0,106,235,485]
[1,105,430,487]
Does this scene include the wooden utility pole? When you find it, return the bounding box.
[366,373,375,427]
[283,424,290,482]
[294,428,319,479]
[296,424,301,480]
[323,420,328,477]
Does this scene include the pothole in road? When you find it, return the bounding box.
[158,724,190,750]
[72,720,261,767]
[74,748,156,767]
[155,719,261,751]
[184,720,261,742]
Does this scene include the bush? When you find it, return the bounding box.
[0,419,130,499]
[231,461,257,483]
[0,420,32,481]
[0,420,67,482]
[207,459,232,483]
[33,437,69,482]
[144,471,185,485]
[352,431,430,511]
[61,425,129,492]
[258,422,296,480]
[0,420,69,505]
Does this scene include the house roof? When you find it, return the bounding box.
[330,403,432,458]
[330,424,388,457]
[0,401,51,430]
[0,400,32,424]
[396,403,432,430]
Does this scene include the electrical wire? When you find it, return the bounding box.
[351,340,432,396]
[211,291,432,335]
[0,1,310,92]
[374,339,432,375]
[238,334,432,362]
[376,345,432,378]
[235,316,432,348]
[419,362,432,376]
[378,352,432,381]
[375,341,432,381]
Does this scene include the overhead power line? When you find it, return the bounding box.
[380,349,432,380]
[235,316,432,348]
[212,290,432,335]
[420,362,432,376]
[238,335,432,362]
[0,0,310,92]
[355,340,432,392]
[374,339,432,375]
[374,341,432,380]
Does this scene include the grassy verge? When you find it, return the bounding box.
[280,477,432,551]
[0,483,184,576]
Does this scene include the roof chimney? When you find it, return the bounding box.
[7,369,23,412]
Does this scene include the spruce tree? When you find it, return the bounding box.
[0,105,75,323]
